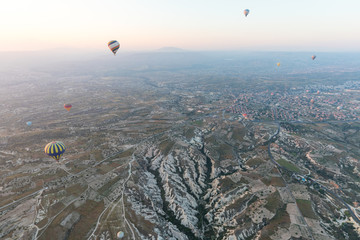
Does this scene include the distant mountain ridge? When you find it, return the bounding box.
[156,47,185,52]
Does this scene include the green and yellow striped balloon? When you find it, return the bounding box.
[44,141,66,162]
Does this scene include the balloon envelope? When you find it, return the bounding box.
[244,9,250,17]
[277,62,280,67]
[108,40,120,55]
[117,231,124,239]
[44,141,66,162]
[64,104,72,111]
[26,121,32,126]
[312,55,316,60]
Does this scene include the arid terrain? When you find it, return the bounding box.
[1,51,359,239]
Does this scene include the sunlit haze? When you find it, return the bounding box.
[1,0,360,52]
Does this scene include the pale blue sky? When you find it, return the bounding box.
[1,0,360,51]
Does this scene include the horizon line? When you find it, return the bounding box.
[1,48,360,54]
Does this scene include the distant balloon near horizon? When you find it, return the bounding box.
[277,62,281,67]
[26,121,32,126]
[108,40,120,55]
[244,9,250,17]
[117,231,124,239]
[64,104,72,111]
[312,55,316,60]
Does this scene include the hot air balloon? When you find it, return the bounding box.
[316,90,320,94]
[44,141,66,162]
[108,40,120,55]
[244,9,250,17]
[64,104,72,111]
[242,113,248,119]
[277,62,280,67]
[312,55,316,60]
[26,121,32,126]
[117,231,124,239]
[310,99,315,104]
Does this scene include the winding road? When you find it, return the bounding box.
[0,188,44,212]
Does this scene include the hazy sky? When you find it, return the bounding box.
[1,0,360,52]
